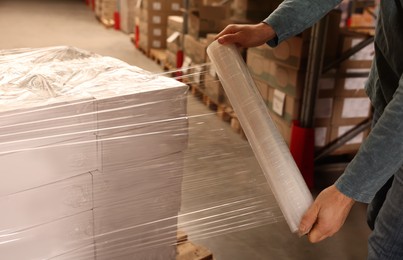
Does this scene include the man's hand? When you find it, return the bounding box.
[299,185,355,243]
[215,23,276,48]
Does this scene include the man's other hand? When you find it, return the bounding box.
[299,185,355,243]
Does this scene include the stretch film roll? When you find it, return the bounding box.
[207,41,313,233]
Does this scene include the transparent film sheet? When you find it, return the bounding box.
[207,41,313,233]
[0,47,284,260]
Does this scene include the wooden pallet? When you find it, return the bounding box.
[95,15,114,28]
[149,49,167,66]
[176,231,213,260]
[101,18,114,28]
[137,45,149,56]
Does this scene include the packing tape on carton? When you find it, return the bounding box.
[207,41,313,233]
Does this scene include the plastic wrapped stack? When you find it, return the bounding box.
[0,46,188,260]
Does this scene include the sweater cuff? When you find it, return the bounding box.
[335,175,374,203]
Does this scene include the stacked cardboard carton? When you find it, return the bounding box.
[166,15,184,68]
[232,0,282,23]
[183,34,208,87]
[119,0,136,33]
[315,34,373,154]
[247,35,309,144]
[137,0,182,51]
[203,34,230,106]
[246,11,373,154]
[0,47,188,260]
[183,0,233,94]
[187,0,231,39]
[95,0,117,22]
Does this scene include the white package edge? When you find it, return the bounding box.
[207,41,313,233]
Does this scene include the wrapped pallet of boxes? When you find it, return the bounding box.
[166,15,184,68]
[138,0,182,52]
[119,0,136,33]
[0,46,188,260]
[183,34,207,89]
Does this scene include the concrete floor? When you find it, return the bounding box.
[0,1,371,259]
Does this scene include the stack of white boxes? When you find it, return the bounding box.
[0,47,188,260]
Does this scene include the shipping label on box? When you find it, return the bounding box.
[153,28,162,36]
[341,97,371,118]
[272,89,286,116]
[152,15,162,24]
[266,85,301,123]
[152,1,162,10]
[332,96,372,125]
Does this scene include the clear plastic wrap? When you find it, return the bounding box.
[0,46,290,260]
[207,41,313,233]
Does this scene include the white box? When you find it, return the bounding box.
[0,99,98,196]
[0,173,93,233]
[0,210,94,260]
[94,212,178,260]
[51,244,95,260]
[93,152,183,207]
[0,136,97,197]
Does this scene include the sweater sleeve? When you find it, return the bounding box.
[335,74,403,203]
[263,0,342,46]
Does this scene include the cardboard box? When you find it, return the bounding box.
[248,36,308,70]
[232,0,281,22]
[139,31,166,49]
[184,34,207,64]
[0,173,93,233]
[93,152,183,207]
[329,124,370,154]
[267,86,301,124]
[101,0,117,21]
[142,0,182,12]
[187,3,231,38]
[168,15,184,32]
[0,101,97,197]
[331,96,372,125]
[247,50,304,98]
[254,79,269,102]
[51,244,95,260]
[204,72,226,104]
[0,211,94,260]
[119,0,136,33]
